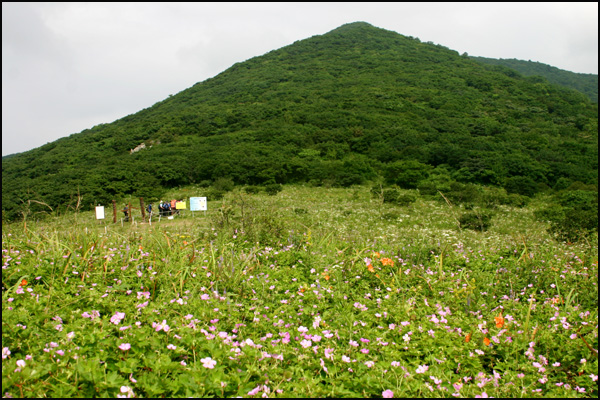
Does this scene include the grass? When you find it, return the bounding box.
[2,184,598,398]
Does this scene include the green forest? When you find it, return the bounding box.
[471,56,598,103]
[2,22,598,223]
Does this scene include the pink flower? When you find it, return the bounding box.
[200,357,216,369]
[320,358,328,373]
[416,364,429,374]
[110,312,125,325]
[248,385,261,396]
[118,343,131,351]
[324,348,334,360]
[16,359,26,368]
[382,389,394,398]
[167,344,176,350]
[154,320,170,332]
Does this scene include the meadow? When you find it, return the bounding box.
[2,185,597,398]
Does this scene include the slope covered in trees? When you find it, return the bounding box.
[472,56,598,103]
[2,22,598,221]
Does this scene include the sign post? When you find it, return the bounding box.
[190,197,207,217]
[95,205,105,220]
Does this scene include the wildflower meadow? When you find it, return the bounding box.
[2,185,598,398]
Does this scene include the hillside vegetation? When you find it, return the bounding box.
[2,22,598,222]
[471,57,598,103]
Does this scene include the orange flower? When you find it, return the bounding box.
[381,258,395,267]
[323,275,330,281]
[494,313,505,328]
[19,279,28,287]
[465,332,472,343]
[373,252,381,259]
[367,264,375,273]
[483,337,491,346]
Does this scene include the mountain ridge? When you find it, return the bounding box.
[470,56,598,103]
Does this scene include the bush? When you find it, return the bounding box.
[264,184,283,196]
[504,175,538,197]
[205,187,225,201]
[458,210,493,231]
[212,177,235,193]
[445,182,481,205]
[538,190,599,242]
[244,185,261,194]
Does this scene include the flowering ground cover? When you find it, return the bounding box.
[2,185,598,397]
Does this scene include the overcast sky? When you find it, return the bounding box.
[2,2,598,156]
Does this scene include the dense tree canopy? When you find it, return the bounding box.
[2,22,598,221]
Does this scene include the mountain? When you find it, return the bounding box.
[471,56,598,103]
[2,22,598,221]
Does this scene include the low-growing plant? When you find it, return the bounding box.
[2,184,597,399]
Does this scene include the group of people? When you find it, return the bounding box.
[146,200,181,218]
[120,199,184,222]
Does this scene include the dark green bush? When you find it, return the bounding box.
[445,182,481,205]
[264,184,283,196]
[535,190,598,242]
[244,185,261,194]
[458,210,493,231]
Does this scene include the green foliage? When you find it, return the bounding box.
[2,22,598,221]
[243,185,262,194]
[2,184,598,398]
[264,183,283,195]
[504,175,540,198]
[212,177,235,193]
[458,209,494,231]
[385,160,431,189]
[472,56,598,103]
[536,189,599,242]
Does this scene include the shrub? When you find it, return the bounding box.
[205,187,225,201]
[244,185,261,194]
[504,175,538,197]
[212,177,235,192]
[538,190,599,242]
[264,183,283,196]
[458,210,493,231]
[445,182,481,205]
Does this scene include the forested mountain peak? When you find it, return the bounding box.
[2,22,597,221]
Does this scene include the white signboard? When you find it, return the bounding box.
[95,206,105,220]
[190,197,207,211]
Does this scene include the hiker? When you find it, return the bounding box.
[122,205,129,222]
[147,203,153,219]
